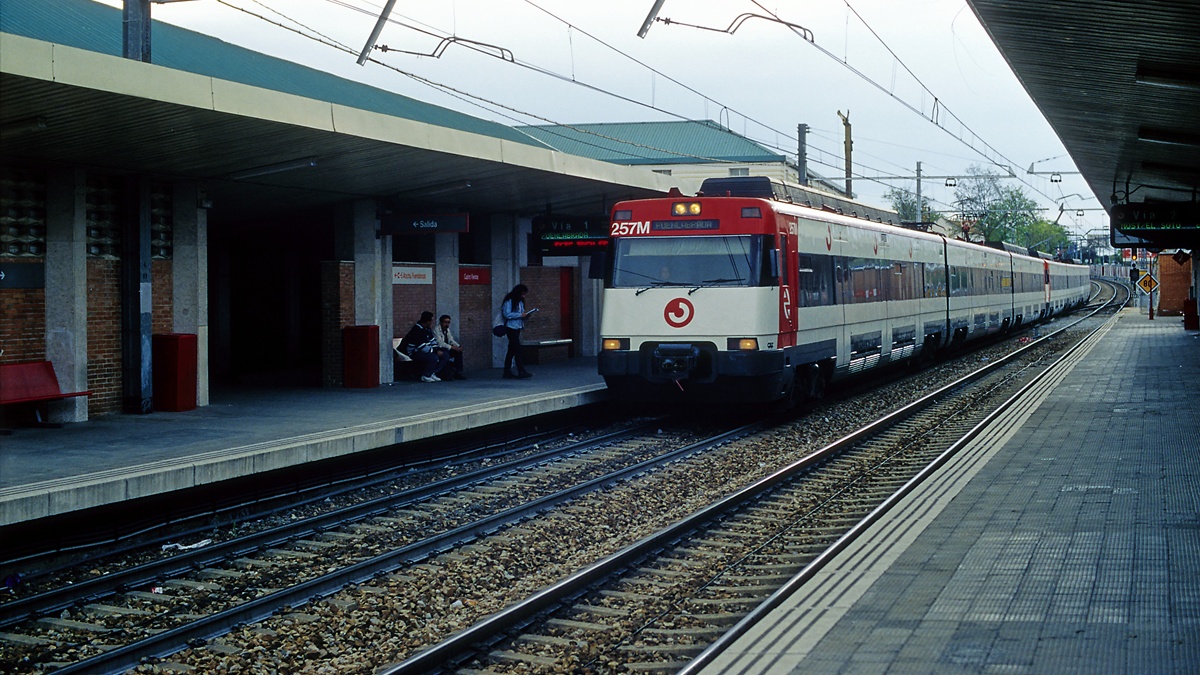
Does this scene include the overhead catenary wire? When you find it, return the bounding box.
[233,0,982,199]
[746,0,1071,207]
[214,0,746,166]
[214,1,1077,215]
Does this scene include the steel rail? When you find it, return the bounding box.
[45,423,759,674]
[0,424,645,628]
[381,286,1122,674]
[680,280,1128,673]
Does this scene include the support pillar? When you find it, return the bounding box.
[172,182,209,406]
[120,175,152,414]
[489,213,519,368]
[44,168,88,422]
[335,200,391,383]
[578,255,602,357]
[434,232,460,328]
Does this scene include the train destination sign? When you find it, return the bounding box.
[532,215,609,255]
[1112,202,1200,247]
[381,212,469,235]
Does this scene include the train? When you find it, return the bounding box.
[597,176,1091,406]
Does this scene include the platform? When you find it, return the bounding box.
[0,358,606,528]
[703,308,1200,673]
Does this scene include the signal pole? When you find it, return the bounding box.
[915,161,923,223]
[797,123,809,186]
[837,110,852,197]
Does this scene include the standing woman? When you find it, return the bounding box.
[501,284,534,379]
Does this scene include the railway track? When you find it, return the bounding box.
[0,421,735,673]
[384,281,1129,674]
[0,281,1128,674]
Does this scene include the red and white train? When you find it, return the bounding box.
[598,177,1090,405]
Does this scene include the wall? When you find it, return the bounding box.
[1157,254,1192,316]
[320,261,356,387]
[392,263,437,340]
[86,258,122,414]
[458,267,491,372]
[0,262,46,364]
[519,266,566,343]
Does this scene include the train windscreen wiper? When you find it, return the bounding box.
[636,281,689,296]
[688,278,745,294]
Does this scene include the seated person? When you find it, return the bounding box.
[399,311,450,383]
[433,314,466,379]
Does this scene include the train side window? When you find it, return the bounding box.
[777,235,788,288]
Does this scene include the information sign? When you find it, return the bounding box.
[532,214,609,255]
[1137,273,1158,295]
[381,213,469,235]
[1112,202,1200,248]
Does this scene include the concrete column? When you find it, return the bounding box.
[44,168,88,422]
[172,182,209,406]
[578,255,602,357]
[120,175,152,414]
[434,232,460,325]
[490,213,518,367]
[379,233,393,382]
[335,199,389,384]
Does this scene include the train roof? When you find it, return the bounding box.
[698,177,899,226]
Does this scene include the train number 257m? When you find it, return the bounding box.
[610,221,651,236]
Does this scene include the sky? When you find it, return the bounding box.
[104,0,1106,239]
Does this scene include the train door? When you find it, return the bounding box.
[1043,260,1051,315]
[778,230,798,346]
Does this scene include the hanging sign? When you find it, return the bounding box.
[0,262,44,289]
[381,213,469,235]
[532,215,609,255]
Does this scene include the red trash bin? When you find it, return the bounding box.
[153,333,198,411]
[343,325,380,388]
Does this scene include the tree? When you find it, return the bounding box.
[1015,218,1070,254]
[952,165,1040,243]
[884,187,941,224]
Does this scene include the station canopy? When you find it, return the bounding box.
[968,0,1200,249]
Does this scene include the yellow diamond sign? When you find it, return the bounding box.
[1137,273,1159,294]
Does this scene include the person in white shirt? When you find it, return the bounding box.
[434,314,466,380]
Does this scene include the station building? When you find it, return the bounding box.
[0,0,796,422]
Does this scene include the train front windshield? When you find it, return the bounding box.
[608,235,770,289]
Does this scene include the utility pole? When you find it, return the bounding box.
[837,110,852,197]
[915,161,923,223]
[797,123,809,186]
[123,0,152,62]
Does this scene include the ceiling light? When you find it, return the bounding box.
[1135,65,1200,93]
[1138,127,1200,148]
[1,116,48,140]
[225,157,317,180]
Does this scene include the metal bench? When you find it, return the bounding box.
[521,338,573,364]
[0,360,90,430]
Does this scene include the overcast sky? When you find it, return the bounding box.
[107,0,1105,236]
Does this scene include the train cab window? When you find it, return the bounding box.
[608,235,767,289]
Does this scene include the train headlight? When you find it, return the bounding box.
[728,338,759,351]
[672,202,702,216]
[602,338,629,351]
